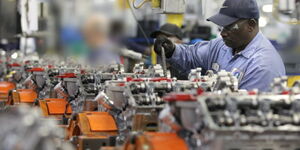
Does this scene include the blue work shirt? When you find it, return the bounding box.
[168,32,286,91]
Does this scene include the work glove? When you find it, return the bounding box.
[154,35,175,58]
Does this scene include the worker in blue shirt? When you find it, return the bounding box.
[82,15,120,66]
[154,0,285,91]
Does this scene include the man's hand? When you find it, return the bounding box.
[154,35,175,58]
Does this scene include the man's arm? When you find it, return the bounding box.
[167,41,213,76]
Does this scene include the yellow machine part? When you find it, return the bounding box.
[166,14,184,27]
[151,0,160,8]
[151,46,157,65]
[116,0,131,9]
[5,71,16,79]
[287,76,300,87]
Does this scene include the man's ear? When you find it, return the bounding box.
[249,19,257,26]
[247,19,257,32]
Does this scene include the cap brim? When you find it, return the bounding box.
[150,30,174,38]
[207,13,239,27]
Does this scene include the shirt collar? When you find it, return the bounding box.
[239,32,263,59]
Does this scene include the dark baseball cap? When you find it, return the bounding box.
[207,0,260,27]
[150,23,183,40]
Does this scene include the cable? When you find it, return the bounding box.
[126,0,151,46]
[132,0,150,9]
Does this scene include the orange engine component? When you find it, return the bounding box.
[0,81,15,101]
[68,111,118,137]
[7,89,38,105]
[39,98,72,117]
[123,132,188,150]
[67,111,118,149]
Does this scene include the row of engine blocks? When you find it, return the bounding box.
[0,60,299,150]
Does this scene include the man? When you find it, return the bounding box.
[82,15,120,66]
[150,23,187,80]
[151,23,184,45]
[154,0,285,91]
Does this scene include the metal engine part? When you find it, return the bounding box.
[0,105,74,150]
[162,91,300,150]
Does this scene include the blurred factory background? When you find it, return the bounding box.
[1,0,300,78]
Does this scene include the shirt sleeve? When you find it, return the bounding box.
[167,40,214,76]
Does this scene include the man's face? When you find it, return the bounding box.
[220,19,250,49]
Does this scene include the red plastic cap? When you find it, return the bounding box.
[193,79,206,82]
[80,69,86,74]
[8,63,21,67]
[248,91,257,95]
[193,79,200,82]
[149,77,172,82]
[27,67,45,72]
[55,73,76,78]
[163,93,196,102]
[126,77,172,82]
[132,78,145,82]
[126,77,145,82]
[126,77,133,82]
[197,88,204,95]
[281,91,290,95]
[117,83,125,87]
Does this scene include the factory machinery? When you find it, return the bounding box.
[0,56,299,150]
